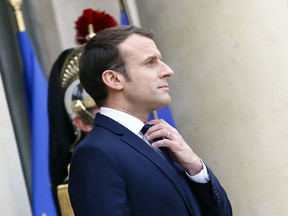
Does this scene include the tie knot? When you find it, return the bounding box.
[140,124,162,142]
[140,124,153,135]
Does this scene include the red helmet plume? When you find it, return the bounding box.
[75,8,118,45]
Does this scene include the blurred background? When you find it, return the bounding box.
[1,0,288,215]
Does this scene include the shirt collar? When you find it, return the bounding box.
[100,107,145,136]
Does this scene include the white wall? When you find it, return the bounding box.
[0,72,32,215]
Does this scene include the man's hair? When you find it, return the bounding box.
[79,25,155,107]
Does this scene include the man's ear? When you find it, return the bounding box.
[102,70,124,90]
[73,116,93,133]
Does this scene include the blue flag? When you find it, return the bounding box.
[120,0,129,25]
[120,8,129,25]
[148,106,177,127]
[17,31,57,216]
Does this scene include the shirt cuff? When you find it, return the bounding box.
[186,160,210,183]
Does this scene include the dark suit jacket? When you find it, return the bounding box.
[69,113,232,216]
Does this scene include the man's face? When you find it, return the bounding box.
[119,34,174,114]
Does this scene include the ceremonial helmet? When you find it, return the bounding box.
[60,9,118,127]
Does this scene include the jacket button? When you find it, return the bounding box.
[213,187,221,202]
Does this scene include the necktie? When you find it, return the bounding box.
[141,125,197,215]
[140,124,174,166]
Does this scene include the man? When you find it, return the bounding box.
[68,25,232,216]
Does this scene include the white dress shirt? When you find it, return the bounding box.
[100,107,210,183]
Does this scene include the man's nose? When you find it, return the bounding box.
[161,62,174,77]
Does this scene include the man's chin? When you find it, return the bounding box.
[155,98,172,110]
[164,96,172,105]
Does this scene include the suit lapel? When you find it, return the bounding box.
[94,114,196,216]
[122,132,196,216]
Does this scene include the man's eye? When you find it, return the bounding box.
[146,59,154,65]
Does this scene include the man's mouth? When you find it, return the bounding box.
[158,84,169,90]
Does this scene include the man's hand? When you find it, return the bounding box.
[144,119,203,176]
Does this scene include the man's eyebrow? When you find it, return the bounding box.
[144,53,163,61]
